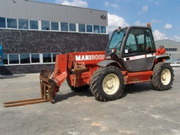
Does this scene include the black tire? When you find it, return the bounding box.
[90,66,124,101]
[151,62,174,90]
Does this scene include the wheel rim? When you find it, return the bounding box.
[102,73,120,95]
[161,69,171,85]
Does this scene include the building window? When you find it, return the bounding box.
[3,54,8,64]
[20,54,30,64]
[31,54,40,63]
[69,23,76,31]
[30,20,38,30]
[94,25,100,33]
[18,19,28,29]
[51,22,59,31]
[43,53,52,63]
[79,24,85,32]
[87,25,92,32]
[0,17,6,28]
[101,26,106,33]
[42,21,50,30]
[7,18,17,28]
[165,48,177,51]
[9,54,19,64]
[3,53,63,65]
[61,22,68,31]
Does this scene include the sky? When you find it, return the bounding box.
[37,0,180,41]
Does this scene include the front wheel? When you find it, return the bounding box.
[90,66,124,101]
[151,62,174,90]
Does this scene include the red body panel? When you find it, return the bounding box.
[52,51,156,89]
[156,47,166,55]
[52,51,105,87]
[53,54,68,86]
[124,71,153,84]
[155,47,167,64]
[72,51,106,65]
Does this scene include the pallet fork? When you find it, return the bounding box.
[4,70,56,107]
[4,54,68,107]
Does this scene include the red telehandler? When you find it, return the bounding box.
[4,24,174,107]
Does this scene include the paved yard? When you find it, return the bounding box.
[0,68,180,135]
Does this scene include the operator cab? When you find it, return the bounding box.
[106,25,156,72]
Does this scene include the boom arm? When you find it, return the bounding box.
[52,54,68,87]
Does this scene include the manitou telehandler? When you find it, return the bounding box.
[4,24,174,107]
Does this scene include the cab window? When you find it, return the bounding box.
[125,33,137,52]
[146,29,155,51]
[124,28,155,55]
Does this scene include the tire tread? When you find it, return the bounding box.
[90,66,124,101]
[151,62,174,90]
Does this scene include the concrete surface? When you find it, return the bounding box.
[0,68,180,135]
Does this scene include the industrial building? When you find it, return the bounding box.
[155,39,180,52]
[155,39,180,64]
[0,0,109,74]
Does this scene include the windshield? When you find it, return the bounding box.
[106,29,126,53]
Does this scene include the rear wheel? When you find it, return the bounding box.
[90,66,124,101]
[151,62,174,90]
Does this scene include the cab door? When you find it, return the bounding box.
[122,28,156,72]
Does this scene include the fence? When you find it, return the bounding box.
[166,52,180,67]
